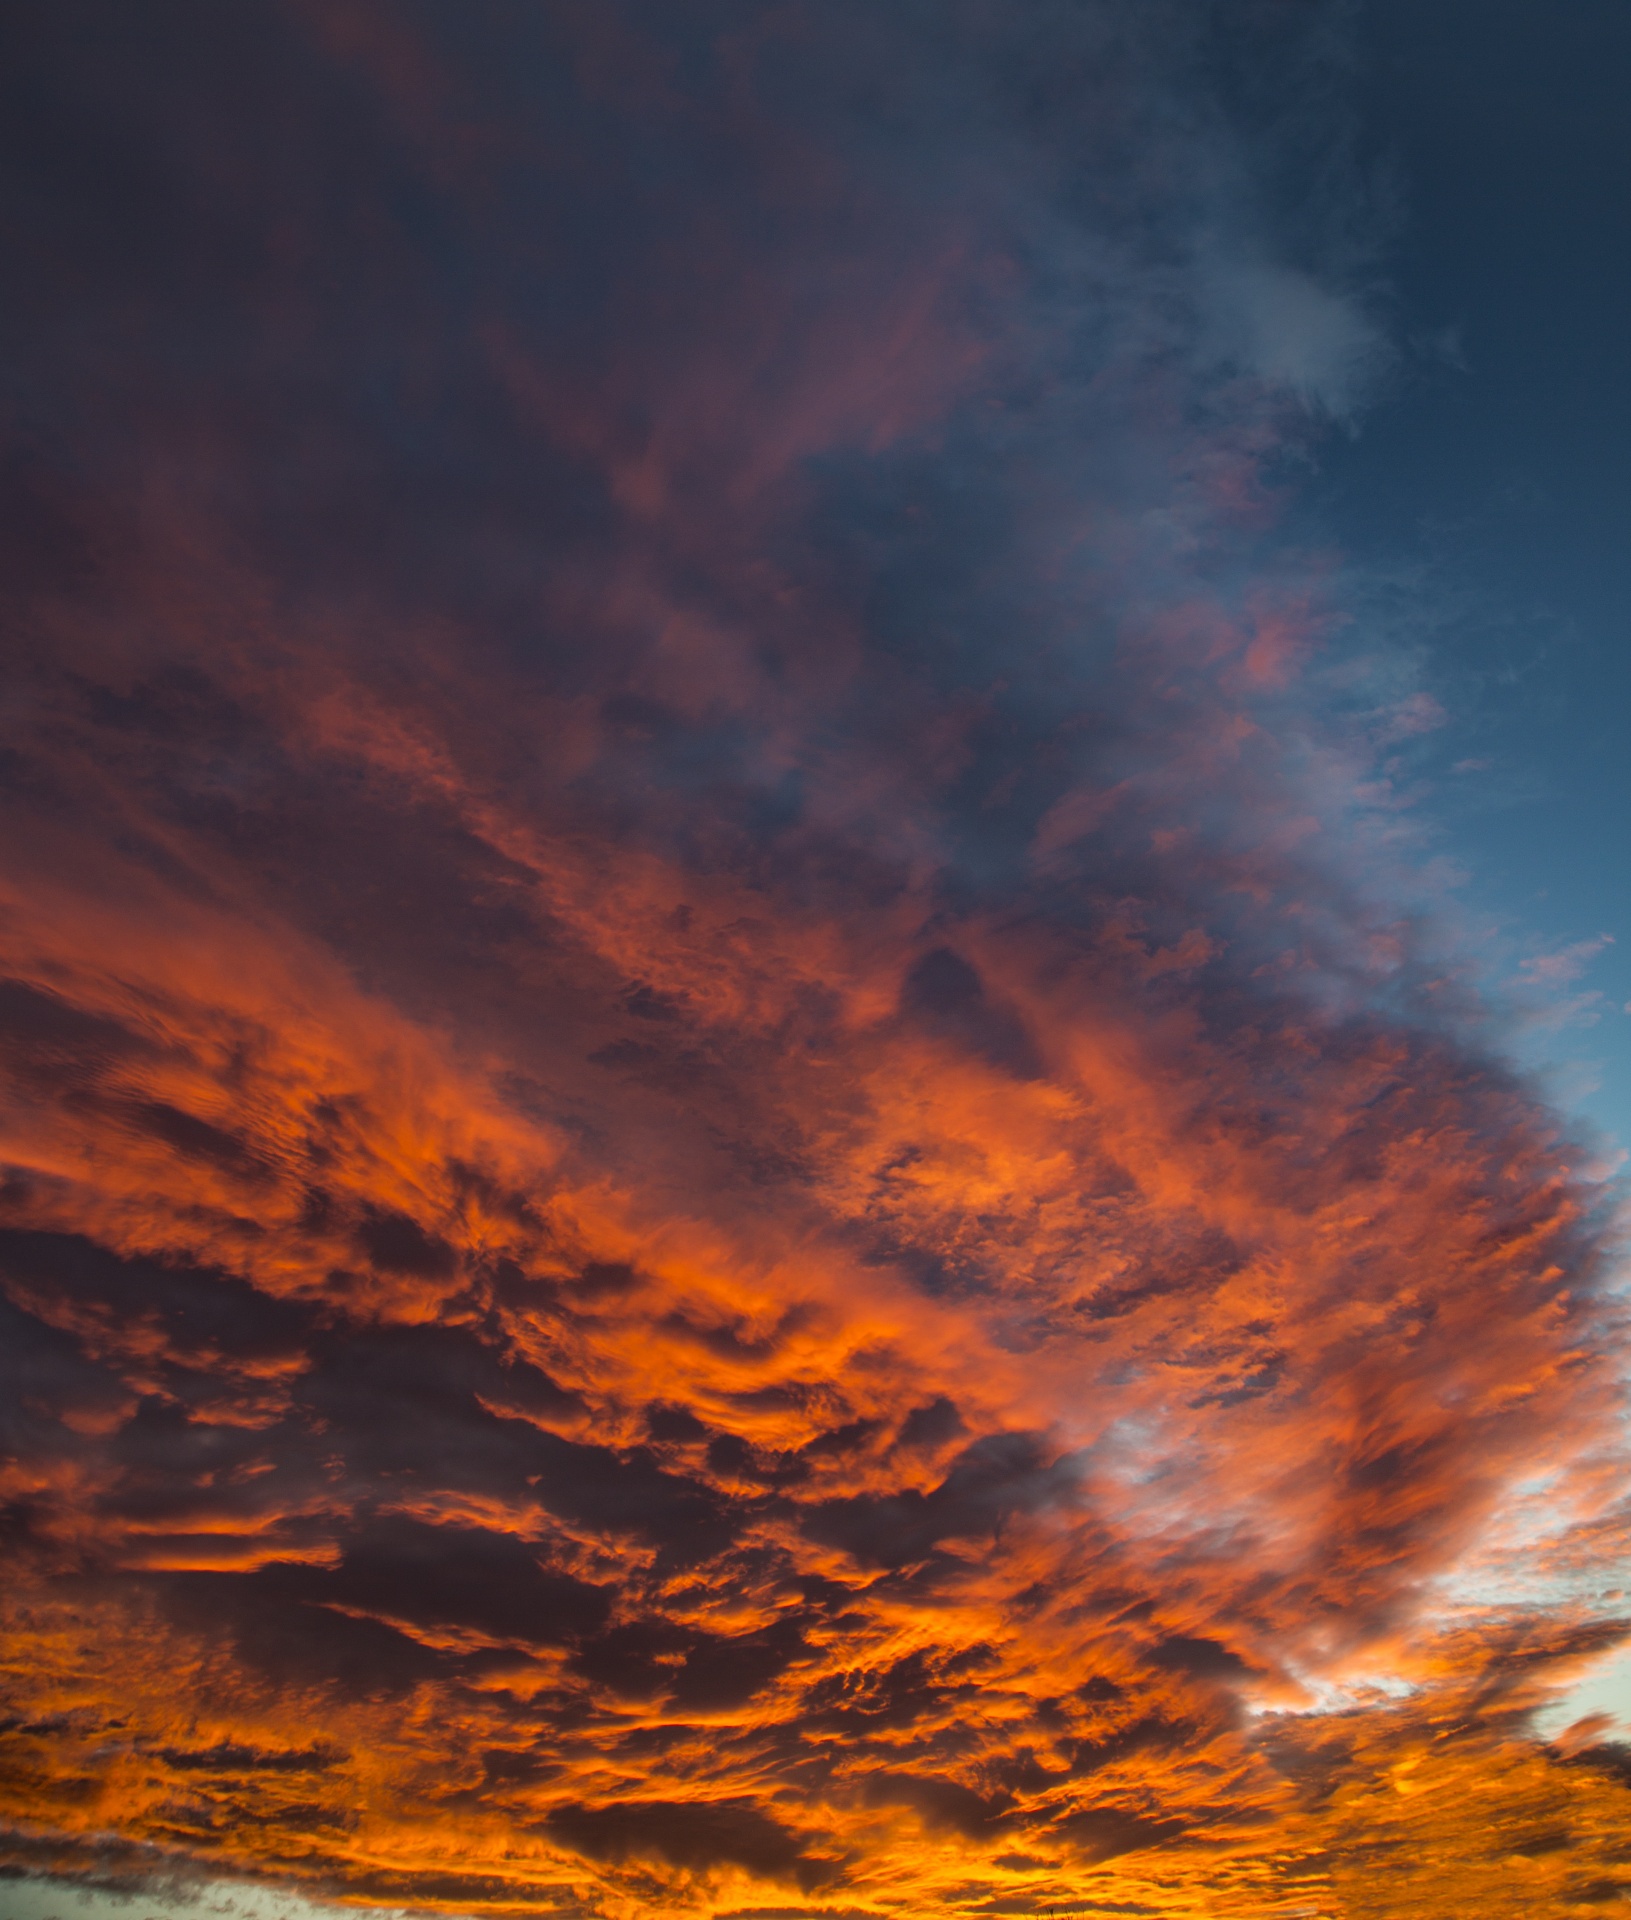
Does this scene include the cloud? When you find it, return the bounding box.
[1208,256,1388,416]
[0,3,1626,1917]
[1519,934,1615,988]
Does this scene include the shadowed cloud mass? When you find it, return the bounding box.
[1,3,1628,1916]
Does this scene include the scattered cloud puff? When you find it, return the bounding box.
[1520,934,1616,989]
[1210,257,1389,417]
[1512,935,1619,1034]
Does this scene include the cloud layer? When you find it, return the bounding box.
[2,4,1628,1915]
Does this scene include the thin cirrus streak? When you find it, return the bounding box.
[1,3,1628,1917]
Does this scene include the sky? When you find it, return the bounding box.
[1308,0,1631,1155]
[1,6,1628,1920]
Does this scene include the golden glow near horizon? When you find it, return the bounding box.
[0,1877,370,1920]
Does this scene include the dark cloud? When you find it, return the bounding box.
[152,1743,344,1774]
[545,1797,825,1885]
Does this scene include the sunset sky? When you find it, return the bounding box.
[3,6,1629,1920]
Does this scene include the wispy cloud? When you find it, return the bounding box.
[1520,933,1616,988]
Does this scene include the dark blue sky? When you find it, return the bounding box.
[1316,0,1631,1151]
